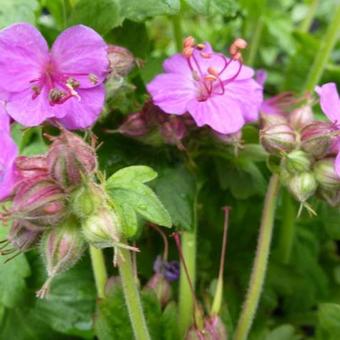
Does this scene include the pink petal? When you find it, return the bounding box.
[147,73,196,115]
[0,131,18,201]
[0,23,48,93]
[55,85,105,129]
[315,83,340,123]
[225,79,263,122]
[51,25,109,89]
[187,95,245,134]
[0,103,10,132]
[163,53,191,74]
[6,87,56,127]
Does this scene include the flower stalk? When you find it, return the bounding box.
[89,246,108,299]
[233,174,280,340]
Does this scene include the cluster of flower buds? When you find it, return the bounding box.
[260,100,340,211]
[118,101,191,149]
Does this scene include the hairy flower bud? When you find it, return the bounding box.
[287,172,317,203]
[7,221,41,252]
[289,105,314,130]
[71,183,104,219]
[314,158,340,190]
[37,216,85,298]
[260,113,288,128]
[118,112,149,137]
[82,206,121,249]
[282,150,312,174]
[145,273,172,307]
[186,316,227,340]
[47,130,97,190]
[15,155,48,180]
[107,45,135,77]
[301,122,337,158]
[159,116,187,145]
[260,124,296,155]
[12,177,67,228]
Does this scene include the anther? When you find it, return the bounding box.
[183,36,195,48]
[207,67,219,77]
[196,43,206,50]
[88,73,98,85]
[48,88,66,104]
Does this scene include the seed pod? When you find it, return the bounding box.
[282,150,312,174]
[260,124,296,155]
[301,121,337,158]
[37,216,85,298]
[289,104,314,130]
[287,172,317,203]
[71,183,105,219]
[107,45,135,77]
[314,158,340,190]
[12,177,67,228]
[47,130,97,190]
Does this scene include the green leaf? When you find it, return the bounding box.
[118,0,180,22]
[68,0,121,35]
[0,227,31,308]
[317,304,340,340]
[265,324,299,340]
[153,166,197,231]
[185,0,238,16]
[0,0,38,28]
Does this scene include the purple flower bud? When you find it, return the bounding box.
[145,273,172,307]
[37,216,85,298]
[287,172,317,203]
[118,112,149,137]
[186,316,227,340]
[15,155,49,180]
[314,158,340,190]
[12,177,67,228]
[107,45,135,77]
[153,255,180,282]
[282,150,312,174]
[289,104,314,130]
[301,122,337,158]
[260,124,296,155]
[47,130,97,190]
[82,206,121,248]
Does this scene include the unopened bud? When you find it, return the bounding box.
[160,116,187,145]
[186,316,227,340]
[47,130,97,190]
[260,113,288,128]
[145,273,172,307]
[282,150,312,174]
[301,122,337,158]
[7,221,41,252]
[15,155,48,180]
[287,172,317,203]
[314,158,340,190]
[37,216,85,298]
[260,124,296,155]
[289,105,314,130]
[107,45,135,77]
[118,112,149,137]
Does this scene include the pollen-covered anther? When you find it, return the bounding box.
[48,88,66,104]
[196,43,206,50]
[183,46,194,58]
[183,36,195,48]
[88,73,98,85]
[32,85,41,99]
[66,77,80,89]
[229,38,248,59]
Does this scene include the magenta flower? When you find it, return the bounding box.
[0,104,18,201]
[315,83,340,175]
[147,39,263,134]
[0,23,109,129]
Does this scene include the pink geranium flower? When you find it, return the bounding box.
[0,104,18,200]
[315,83,340,175]
[147,38,263,134]
[0,23,109,129]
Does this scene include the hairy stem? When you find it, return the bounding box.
[89,246,108,299]
[118,247,151,340]
[304,3,340,91]
[233,174,280,340]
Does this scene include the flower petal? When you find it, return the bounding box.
[51,25,109,89]
[0,102,10,132]
[187,95,245,134]
[315,83,340,123]
[0,23,48,93]
[163,53,191,74]
[55,85,105,129]
[0,131,18,201]
[147,73,195,115]
[6,87,56,126]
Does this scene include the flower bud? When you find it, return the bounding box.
[301,122,337,158]
[260,124,296,155]
[12,177,67,228]
[159,116,187,145]
[260,113,288,128]
[318,188,340,207]
[186,316,227,340]
[289,105,314,130]
[71,183,104,219]
[107,45,135,77]
[118,112,149,137]
[47,130,97,190]
[15,155,48,180]
[314,158,340,190]
[37,216,85,298]
[145,273,172,307]
[282,150,311,174]
[287,172,317,203]
[82,206,121,249]
[7,221,41,252]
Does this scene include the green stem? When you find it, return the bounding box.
[300,0,319,33]
[119,247,151,340]
[89,246,108,299]
[171,13,183,52]
[277,190,296,264]
[304,3,340,91]
[247,17,265,66]
[178,229,197,337]
[233,175,280,340]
